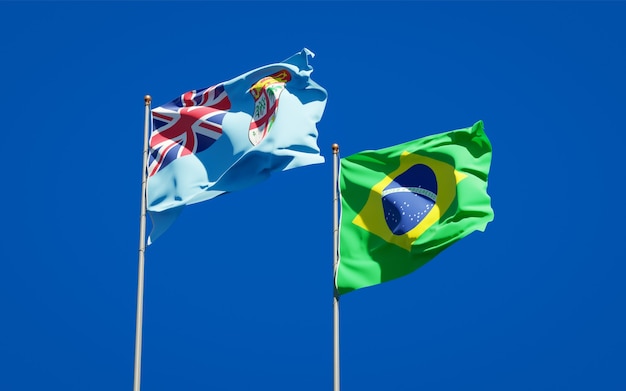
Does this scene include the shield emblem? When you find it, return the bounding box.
[248,70,292,145]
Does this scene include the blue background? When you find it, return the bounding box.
[1,2,625,390]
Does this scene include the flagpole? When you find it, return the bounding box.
[133,94,151,391]
[332,143,340,391]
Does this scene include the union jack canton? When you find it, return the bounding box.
[149,84,231,177]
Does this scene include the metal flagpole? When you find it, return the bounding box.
[332,143,340,391]
[133,94,151,391]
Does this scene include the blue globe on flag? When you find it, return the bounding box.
[381,164,438,235]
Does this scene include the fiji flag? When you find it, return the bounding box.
[336,121,494,295]
[147,48,327,244]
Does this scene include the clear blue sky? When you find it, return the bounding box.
[1,2,625,390]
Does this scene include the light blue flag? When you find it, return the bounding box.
[146,48,327,244]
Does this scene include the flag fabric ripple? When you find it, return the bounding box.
[336,121,494,295]
[146,48,327,244]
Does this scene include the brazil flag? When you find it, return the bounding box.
[336,121,494,295]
